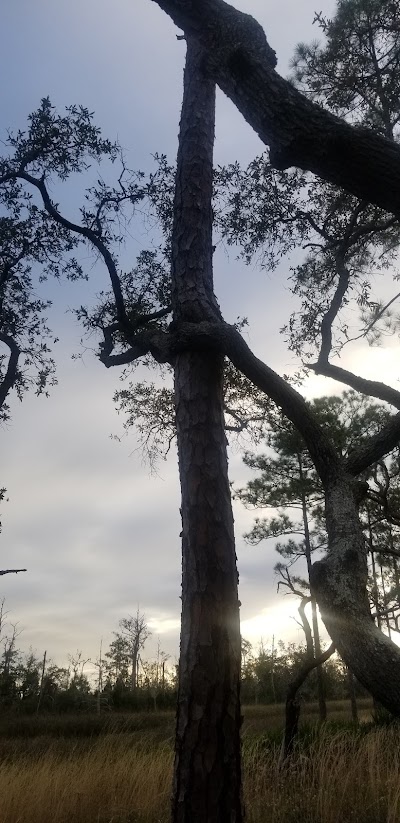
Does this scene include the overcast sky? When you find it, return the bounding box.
[2,0,398,677]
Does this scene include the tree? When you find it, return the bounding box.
[237,392,392,755]
[104,632,131,688]
[147,0,400,216]
[119,611,151,691]
[0,99,99,420]
[4,1,400,818]
[238,392,396,713]
[237,408,328,721]
[0,100,110,566]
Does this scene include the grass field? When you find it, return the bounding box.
[0,701,399,823]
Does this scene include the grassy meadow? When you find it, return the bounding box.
[1,700,399,822]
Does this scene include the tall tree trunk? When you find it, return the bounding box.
[298,458,327,722]
[171,39,243,823]
[131,646,139,691]
[311,473,400,715]
[36,650,47,715]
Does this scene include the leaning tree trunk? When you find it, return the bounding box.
[171,39,243,823]
[311,473,400,715]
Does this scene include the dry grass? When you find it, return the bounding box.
[244,726,400,823]
[0,705,398,823]
[0,733,172,823]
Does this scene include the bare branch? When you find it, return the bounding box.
[317,256,350,363]
[311,361,400,410]
[9,170,127,324]
[0,569,27,576]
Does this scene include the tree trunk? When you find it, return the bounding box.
[280,642,335,765]
[346,667,358,724]
[299,467,327,723]
[311,473,400,715]
[171,39,243,823]
[131,648,138,691]
[36,650,47,715]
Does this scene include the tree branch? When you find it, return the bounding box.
[12,171,127,324]
[289,642,335,697]
[317,256,350,364]
[0,569,27,576]
[0,332,21,411]
[99,324,173,368]
[311,361,400,409]
[346,411,400,476]
[149,0,400,217]
[97,315,400,482]
[173,320,341,487]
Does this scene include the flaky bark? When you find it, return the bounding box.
[172,40,243,822]
[149,0,400,217]
[311,473,400,714]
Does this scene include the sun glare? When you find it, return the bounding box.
[241,599,308,648]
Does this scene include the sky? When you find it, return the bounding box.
[1,0,398,679]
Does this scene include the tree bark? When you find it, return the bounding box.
[171,39,243,823]
[149,0,400,217]
[311,473,400,715]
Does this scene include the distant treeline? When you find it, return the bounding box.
[0,620,366,714]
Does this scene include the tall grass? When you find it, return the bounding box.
[0,708,399,822]
[244,726,400,823]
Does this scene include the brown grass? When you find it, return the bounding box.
[0,704,398,823]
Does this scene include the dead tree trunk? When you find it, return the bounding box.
[171,38,243,823]
[36,650,47,715]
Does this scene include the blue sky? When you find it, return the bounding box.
[7,0,395,675]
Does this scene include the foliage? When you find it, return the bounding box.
[214,0,400,365]
[292,0,400,136]
[0,98,120,421]
[238,391,400,641]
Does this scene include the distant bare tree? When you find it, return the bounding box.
[119,610,151,691]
